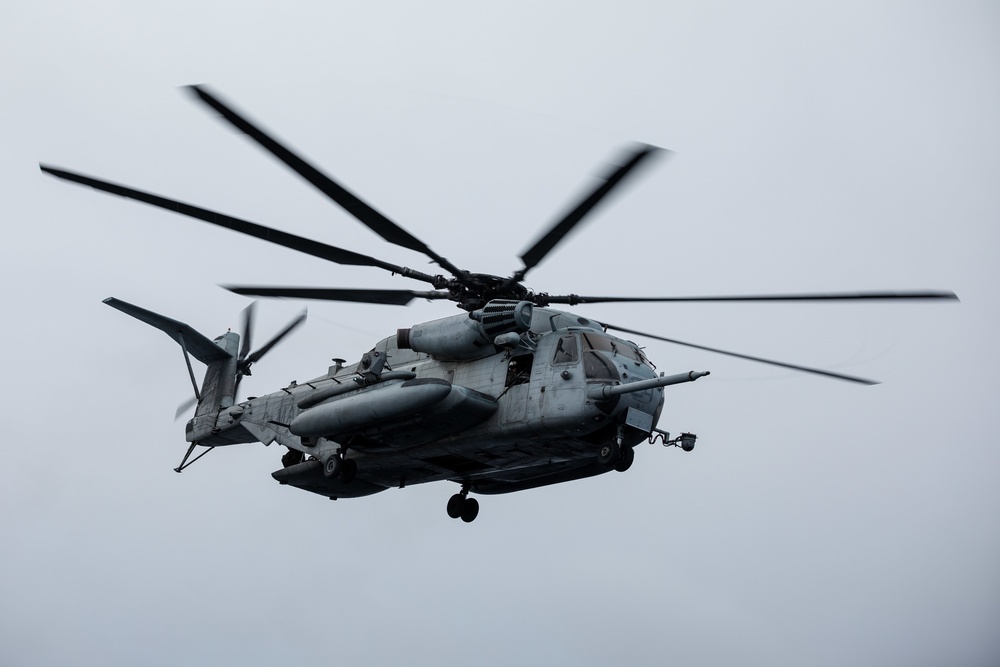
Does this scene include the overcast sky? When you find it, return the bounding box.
[2,2,998,666]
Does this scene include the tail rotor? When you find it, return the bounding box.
[172,302,307,419]
[234,302,308,399]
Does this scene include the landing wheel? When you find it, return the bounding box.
[460,498,480,523]
[322,455,341,478]
[614,445,635,472]
[339,458,357,483]
[447,494,465,519]
[597,441,620,467]
[281,449,304,468]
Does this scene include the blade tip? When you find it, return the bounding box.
[184,84,216,105]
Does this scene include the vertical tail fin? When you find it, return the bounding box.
[104,297,305,447]
[195,331,239,415]
[103,297,239,421]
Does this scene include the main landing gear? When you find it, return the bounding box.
[321,449,357,483]
[447,484,480,523]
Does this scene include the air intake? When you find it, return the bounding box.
[471,300,534,337]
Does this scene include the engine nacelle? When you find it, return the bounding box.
[397,299,533,360]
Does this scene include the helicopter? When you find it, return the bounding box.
[40,86,958,523]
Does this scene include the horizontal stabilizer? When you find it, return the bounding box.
[103,297,232,363]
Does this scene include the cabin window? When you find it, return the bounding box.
[505,353,534,387]
[551,335,579,365]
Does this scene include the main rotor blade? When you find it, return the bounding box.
[39,165,440,287]
[602,322,879,385]
[187,85,469,279]
[517,144,663,280]
[224,286,453,306]
[545,290,960,305]
[246,309,307,364]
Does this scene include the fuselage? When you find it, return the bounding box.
[190,308,666,499]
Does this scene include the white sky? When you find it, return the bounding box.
[3,2,999,666]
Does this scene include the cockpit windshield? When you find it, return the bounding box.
[580,332,643,363]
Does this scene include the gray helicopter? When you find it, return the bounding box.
[40,87,957,523]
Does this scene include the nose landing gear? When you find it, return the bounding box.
[613,445,635,472]
[597,425,635,472]
[446,484,480,523]
[596,441,618,466]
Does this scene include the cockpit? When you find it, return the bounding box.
[550,331,651,380]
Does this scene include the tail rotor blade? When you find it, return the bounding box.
[174,395,198,421]
[246,309,308,365]
[232,306,305,400]
[239,301,256,361]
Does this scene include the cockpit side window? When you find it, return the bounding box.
[551,334,579,365]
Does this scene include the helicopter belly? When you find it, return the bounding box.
[469,458,612,495]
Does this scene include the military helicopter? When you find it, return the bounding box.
[41,86,957,523]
